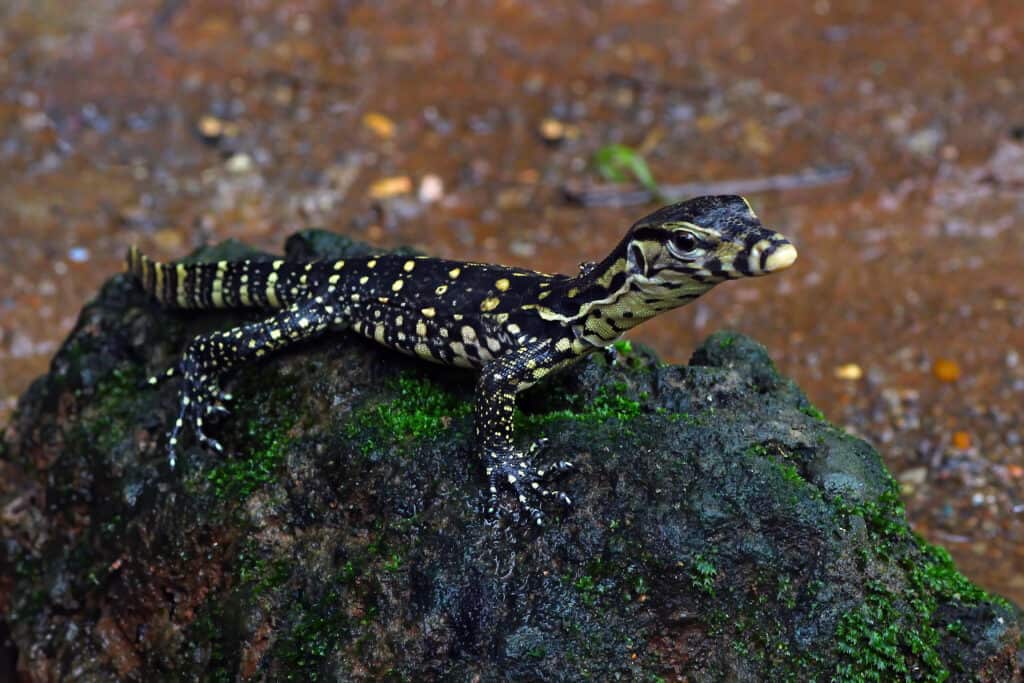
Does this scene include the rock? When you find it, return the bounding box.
[0,232,1021,681]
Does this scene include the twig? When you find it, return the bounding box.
[562,165,853,208]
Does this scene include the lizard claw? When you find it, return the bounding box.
[206,404,231,418]
[485,449,575,525]
[526,437,550,457]
[162,353,228,465]
[142,365,178,389]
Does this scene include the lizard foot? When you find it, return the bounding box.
[163,358,232,467]
[485,448,574,526]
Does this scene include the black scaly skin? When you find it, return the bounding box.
[127,195,798,524]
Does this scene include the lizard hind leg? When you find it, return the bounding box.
[160,292,339,467]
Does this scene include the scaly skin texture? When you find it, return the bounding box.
[127,195,798,523]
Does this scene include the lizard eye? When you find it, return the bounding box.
[669,231,698,255]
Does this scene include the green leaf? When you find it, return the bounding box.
[593,144,661,197]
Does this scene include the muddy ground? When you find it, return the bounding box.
[1,1,1022,604]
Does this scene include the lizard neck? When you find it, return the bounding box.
[557,238,715,347]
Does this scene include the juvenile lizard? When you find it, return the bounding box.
[128,195,797,523]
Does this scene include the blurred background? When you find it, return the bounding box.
[0,1,1021,603]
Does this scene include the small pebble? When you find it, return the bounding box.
[933,358,962,382]
[68,247,89,263]
[225,153,254,174]
[368,176,412,199]
[834,363,863,381]
[418,174,444,203]
[898,466,928,485]
[363,112,396,139]
[197,114,224,139]
[538,117,579,144]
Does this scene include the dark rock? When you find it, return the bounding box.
[1,232,1021,682]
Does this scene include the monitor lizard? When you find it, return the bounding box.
[127,195,798,524]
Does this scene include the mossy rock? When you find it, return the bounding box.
[0,231,1020,681]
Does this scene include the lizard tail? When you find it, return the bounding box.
[126,246,309,310]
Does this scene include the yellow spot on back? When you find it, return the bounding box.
[495,278,510,292]
[360,275,369,285]
[461,325,477,342]
[329,274,341,284]
[333,260,346,270]
[270,329,282,340]
[435,284,448,295]
[421,307,436,318]
[507,323,521,335]
[403,260,415,272]
[367,259,377,269]
[555,337,572,352]
[272,260,284,270]
[391,279,404,292]
[414,342,433,359]
[416,321,428,336]
[480,297,500,312]
[449,267,461,279]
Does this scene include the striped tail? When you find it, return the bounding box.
[126,246,313,310]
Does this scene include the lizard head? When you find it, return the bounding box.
[624,195,797,285]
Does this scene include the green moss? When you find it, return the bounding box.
[206,418,292,499]
[237,547,292,596]
[612,339,633,354]
[800,404,827,421]
[519,382,643,428]
[345,373,471,455]
[202,369,301,500]
[274,558,376,679]
[279,601,351,679]
[744,441,807,488]
[184,603,235,682]
[687,554,718,597]
[75,365,146,455]
[828,481,1009,681]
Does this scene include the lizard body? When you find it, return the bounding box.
[128,195,797,523]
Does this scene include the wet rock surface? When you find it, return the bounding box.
[1,233,1020,681]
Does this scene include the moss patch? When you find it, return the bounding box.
[344,373,471,455]
[203,370,300,500]
[518,382,643,428]
[206,418,292,499]
[829,483,1009,681]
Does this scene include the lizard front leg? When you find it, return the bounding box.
[476,339,578,525]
